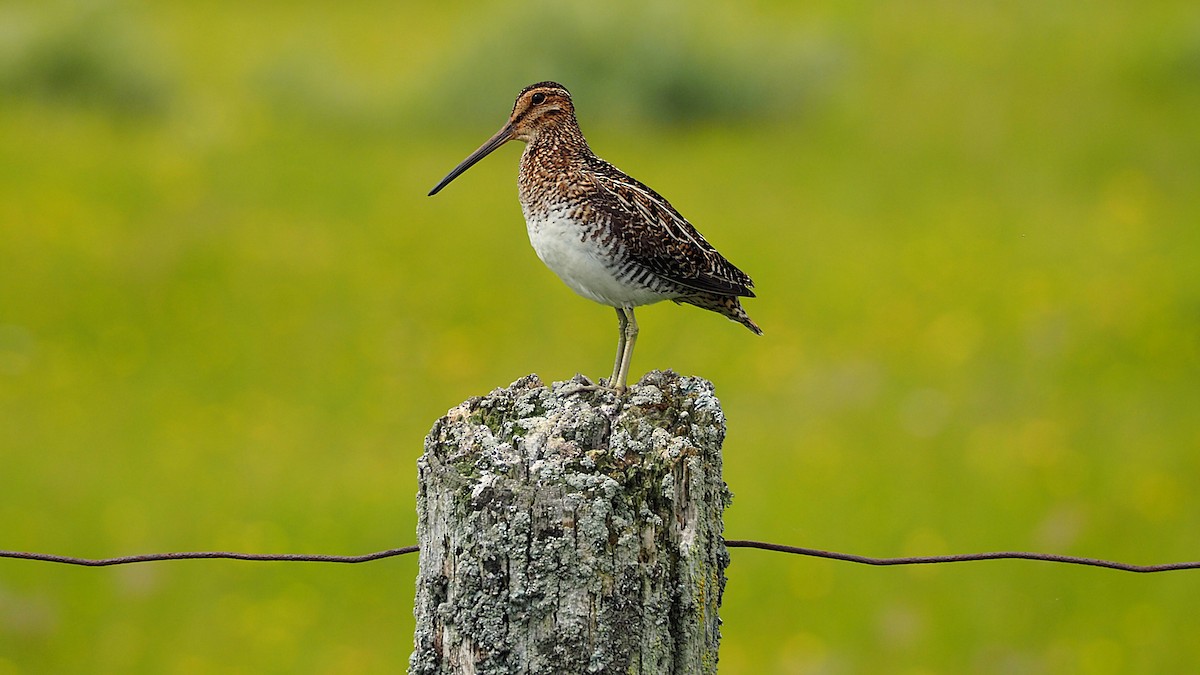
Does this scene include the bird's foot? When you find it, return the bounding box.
[558,374,625,399]
[560,383,615,398]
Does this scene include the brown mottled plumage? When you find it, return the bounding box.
[430,81,760,391]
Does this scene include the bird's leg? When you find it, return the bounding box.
[608,307,628,388]
[614,306,638,392]
[561,308,630,400]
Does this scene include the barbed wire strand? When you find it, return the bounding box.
[0,546,418,567]
[721,540,1200,573]
[1,541,1197,573]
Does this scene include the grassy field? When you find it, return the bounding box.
[2,0,1199,672]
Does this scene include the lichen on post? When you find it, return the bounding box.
[411,370,731,674]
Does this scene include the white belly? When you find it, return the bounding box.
[522,206,670,308]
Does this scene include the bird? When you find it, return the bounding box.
[428,81,760,392]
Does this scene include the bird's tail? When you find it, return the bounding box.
[677,293,763,335]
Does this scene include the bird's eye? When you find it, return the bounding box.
[531,92,546,105]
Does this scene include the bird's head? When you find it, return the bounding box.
[429,82,576,196]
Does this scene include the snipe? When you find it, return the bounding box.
[429,81,760,392]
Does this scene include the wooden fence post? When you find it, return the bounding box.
[410,370,730,674]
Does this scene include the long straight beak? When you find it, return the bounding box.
[428,121,516,196]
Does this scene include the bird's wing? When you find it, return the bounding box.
[589,161,755,298]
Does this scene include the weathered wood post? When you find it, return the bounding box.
[411,370,731,674]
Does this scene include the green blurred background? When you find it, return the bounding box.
[2,0,1199,672]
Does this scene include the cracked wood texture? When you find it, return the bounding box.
[411,370,730,674]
